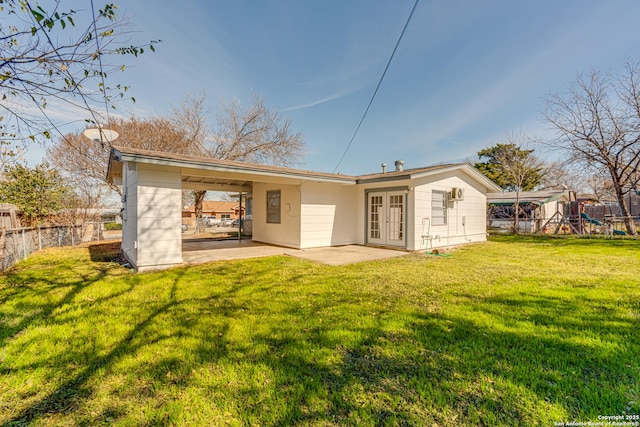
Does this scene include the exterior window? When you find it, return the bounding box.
[221,214,231,220]
[432,190,447,225]
[266,190,281,224]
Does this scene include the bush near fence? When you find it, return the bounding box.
[0,225,86,271]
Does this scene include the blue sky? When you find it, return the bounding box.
[30,0,640,175]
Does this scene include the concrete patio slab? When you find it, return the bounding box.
[182,239,408,266]
[289,245,408,265]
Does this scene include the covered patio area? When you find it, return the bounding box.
[182,239,409,266]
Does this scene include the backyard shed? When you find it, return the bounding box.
[107,146,501,271]
[487,190,573,233]
[0,203,21,229]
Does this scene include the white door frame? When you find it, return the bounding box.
[366,189,407,247]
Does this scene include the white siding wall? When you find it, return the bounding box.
[134,163,183,270]
[413,171,487,251]
[252,182,301,248]
[121,162,138,266]
[299,183,358,248]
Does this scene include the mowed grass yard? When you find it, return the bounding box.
[1,236,639,426]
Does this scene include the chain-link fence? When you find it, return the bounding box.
[0,225,86,271]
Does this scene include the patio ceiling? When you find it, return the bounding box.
[181,174,252,192]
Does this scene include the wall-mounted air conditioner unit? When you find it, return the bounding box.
[449,187,464,201]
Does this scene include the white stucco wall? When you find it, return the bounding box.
[252,182,301,248]
[299,183,358,248]
[127,163,183,271]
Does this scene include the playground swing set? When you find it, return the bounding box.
[540,200,628,236]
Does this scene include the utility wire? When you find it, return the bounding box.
[91,0,113,146]
[332,0,419,173]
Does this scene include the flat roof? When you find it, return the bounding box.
[487,190,571,205]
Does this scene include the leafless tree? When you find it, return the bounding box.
[177,94,305,235]
[537,161,572,191]
[210,95,305,166]
[47,116,189,196]
[48,93,306,235]
[171,93,211,156]
[170,93,211,234]
[545,61,640,235]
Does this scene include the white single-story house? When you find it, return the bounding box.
[107,146,501,271]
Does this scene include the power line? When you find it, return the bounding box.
[91,0,113,145]
[332,0,419,173]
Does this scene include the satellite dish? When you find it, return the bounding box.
[83,128,119,143]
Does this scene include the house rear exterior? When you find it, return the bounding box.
[107,147,500,271]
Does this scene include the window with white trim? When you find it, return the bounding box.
[266,190,281,224]
[431,190,447,225]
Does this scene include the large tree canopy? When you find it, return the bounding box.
[48,116,192,196]
[475,143,542,192]
[545,60,640,235]
[0,1,158,145]
[0,162,73,226]
[48,94,306,231]
[476,137,544,233]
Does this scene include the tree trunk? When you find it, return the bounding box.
[513,191,520,233]
[194,190,206,236]
[614,187,637,235]
[0,227,6,266]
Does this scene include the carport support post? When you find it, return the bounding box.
[238,192,242,243]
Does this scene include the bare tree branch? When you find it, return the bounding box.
[544,61,640,234]
[0,1,159,144]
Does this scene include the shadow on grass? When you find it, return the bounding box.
[88,241,124,263]
[2,254,639,426]
[0,261,116,349]
[1,269,187,426]
[489,234,640,247]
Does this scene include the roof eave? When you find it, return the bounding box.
[112,148,356,185]
[409,163,502,192]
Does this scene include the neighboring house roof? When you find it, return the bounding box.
[58,208,121,218]
[107,146,501,191]
[577,194,614,203]
[487,190,572,206]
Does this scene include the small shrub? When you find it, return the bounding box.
[104,222,122,231]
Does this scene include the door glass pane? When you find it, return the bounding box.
[388,194,403,241]
[370,195,383,239]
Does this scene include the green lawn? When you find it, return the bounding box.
[1,236,639,426]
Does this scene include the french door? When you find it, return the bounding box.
[367,191,405,247]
